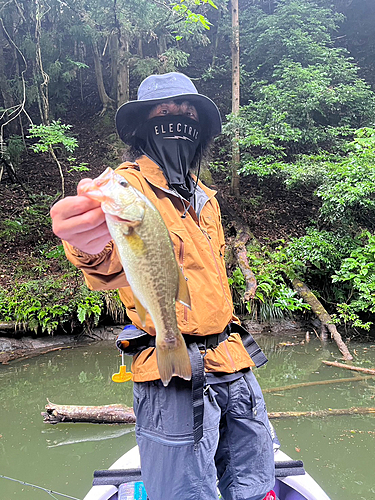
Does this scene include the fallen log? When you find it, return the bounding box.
[0,345,74,365]
[263,375,373,393]
[268,407,375,419]
[42,400,136,424]
[292,278,353,361]
[43,400,375,424]
[0,321,19,331]
[322,360,375,375]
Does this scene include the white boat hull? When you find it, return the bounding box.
[83,446,331,500]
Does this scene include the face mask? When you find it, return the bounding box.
[135,115,201,199]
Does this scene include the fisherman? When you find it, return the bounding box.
[51,72,276,500]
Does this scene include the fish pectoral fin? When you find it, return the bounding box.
[177,268,191,309]
[133,294,147,327]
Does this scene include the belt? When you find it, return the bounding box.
[183,326,230,351]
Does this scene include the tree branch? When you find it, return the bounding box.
[292,278,353,360]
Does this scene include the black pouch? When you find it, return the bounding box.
[116,325,151,356]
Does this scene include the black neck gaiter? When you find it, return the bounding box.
[135,115,201,199]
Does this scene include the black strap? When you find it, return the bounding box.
[188,342,205,445]
[228,322,268,368]
[183,327,230,350]
[93,469,142,486]
[92,459,305,486]
[274,460,305,477]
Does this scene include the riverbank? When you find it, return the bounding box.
[0,319,311,365]
[0,325,124,364]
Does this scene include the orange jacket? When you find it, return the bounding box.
[63,156,254,381]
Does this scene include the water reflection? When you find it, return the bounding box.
[0,337,374,499]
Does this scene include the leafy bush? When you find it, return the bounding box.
[286,228,358,277]
[225,0,375,165]
[316,128,375,228]
[6,135,26,167]
[0,275,105,334]
[28,120,78,154]
[228,243,310,321]
[331,232,375,330]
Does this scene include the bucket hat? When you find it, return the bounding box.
[115,72,222,145]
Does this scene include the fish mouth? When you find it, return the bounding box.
[106,214,142,227]
[106,214,133,224]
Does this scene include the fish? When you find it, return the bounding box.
[78,167,192,386]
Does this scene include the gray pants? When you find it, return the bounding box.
[133,370,275,500]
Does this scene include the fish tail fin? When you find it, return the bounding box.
[156,335,192,387]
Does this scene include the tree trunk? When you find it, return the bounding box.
[235,231,257,300]
[268,407,375,419]
[322,360,375,375]
[92,40,115,116]
[215,191,257,301]
[292,278,353,361]
[137,38,143,58]
[211,8,221,68]
[116,32,130,106]
[110,33,119,99]
[0,30,18,136]
[230,0,240,197]
[35,0,49,125]
[263,375,373,393]
[42,401,136,424]
[157,33,167,56]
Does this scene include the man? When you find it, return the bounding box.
[51,72,275,500]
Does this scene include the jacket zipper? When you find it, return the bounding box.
[178,238,188,321]
[201,228,236,370]
[201,228,233,313]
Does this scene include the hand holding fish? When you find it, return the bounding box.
[50,179,112,255]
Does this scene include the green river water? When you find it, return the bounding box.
[0,336,374,500]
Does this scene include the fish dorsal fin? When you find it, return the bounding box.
[133,294,148,327]
[177,268,191,310]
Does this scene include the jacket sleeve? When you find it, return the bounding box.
[62,240,129,291]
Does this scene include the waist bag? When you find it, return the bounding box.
[116,322,267,445]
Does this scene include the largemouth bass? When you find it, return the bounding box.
[79,167,192,386]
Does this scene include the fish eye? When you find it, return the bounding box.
[119,180,128,187]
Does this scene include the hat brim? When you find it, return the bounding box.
[115,93,222,145]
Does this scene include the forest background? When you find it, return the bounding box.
[1,0,375,343]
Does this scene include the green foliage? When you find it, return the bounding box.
[228,244,310,321]
[6,136,26,167]
[285,228,375,331]
[286,228,358,276]
[316,128,375,227]
[67,158,90,173]
[172,0,217,32]
[77,293,103,324]
[0,195,54,246]
[0,274,105,335]
[331,232,375,327]
[28,120,78,155]
[225,0,375,165]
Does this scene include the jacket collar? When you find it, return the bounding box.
[127,155,217,204]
